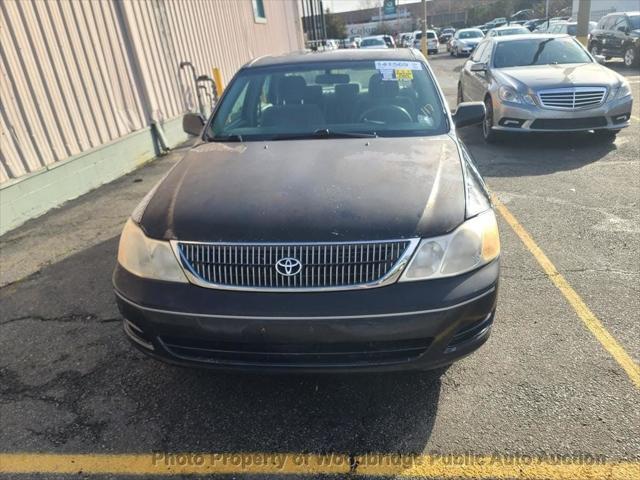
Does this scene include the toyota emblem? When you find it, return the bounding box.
[275,257,302,276]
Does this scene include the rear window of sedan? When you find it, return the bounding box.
[458,30,484,39]
[208,60,448,141]
[493,37,592,68]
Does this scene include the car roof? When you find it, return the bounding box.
[246,48,423,68]
[604,11,639,16]
[488,33,570,42]
[492,24,529,30]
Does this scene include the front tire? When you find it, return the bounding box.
[482,97,500,143]
[590,43,602,60]
[624,47,638,67]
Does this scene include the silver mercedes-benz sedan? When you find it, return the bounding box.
[457,33,633,143]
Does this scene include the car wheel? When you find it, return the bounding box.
[482,97,502,143]
[624,47,638,67]
[594,129,620,142]
[590,44,601,59]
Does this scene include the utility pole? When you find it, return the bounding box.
[421,0,427,57]
[576,0,592,47]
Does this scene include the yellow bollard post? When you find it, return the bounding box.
[212,67,224,98]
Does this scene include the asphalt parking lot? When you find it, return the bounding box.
[1,49,639,479]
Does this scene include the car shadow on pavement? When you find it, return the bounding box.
[459,127,619,177]
[0,236,443,456]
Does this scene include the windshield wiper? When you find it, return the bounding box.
[312,128,377,138]
[209,134,243,142]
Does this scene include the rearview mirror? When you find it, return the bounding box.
[453,102,486,128]
[183,113,205,136]
[470,62,487,72]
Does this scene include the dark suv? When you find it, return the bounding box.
[589,11,640,67]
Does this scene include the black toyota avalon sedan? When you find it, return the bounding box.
[113,49,499,372]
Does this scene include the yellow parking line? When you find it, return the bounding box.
[0,453,638,478]
[493,196,640,389]
[630,115,640,122]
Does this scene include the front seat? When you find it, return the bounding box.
[262,76,325,128]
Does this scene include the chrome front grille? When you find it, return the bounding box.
[538,87,607,110]
[174,240,416,291]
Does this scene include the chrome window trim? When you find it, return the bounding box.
[114,286,496,320]
[169,238,421,292]
[537,86,608,110]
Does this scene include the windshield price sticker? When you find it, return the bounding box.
[375,61,422,71]
[395,69,413,80]
[380,69,395,81]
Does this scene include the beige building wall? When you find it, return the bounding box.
[0,0,304,184]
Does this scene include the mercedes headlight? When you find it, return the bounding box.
[612,82,632,101]
[400,210,500,281]
[117,219,187,282]
[498,86,521,103]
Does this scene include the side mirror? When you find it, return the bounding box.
[453,102,486,128]
[470,62,487,72]
[183,113,205,136]
[594,54,607,64]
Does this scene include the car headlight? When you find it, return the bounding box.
[498,86,522,103]
[117,219,187,282]
[400,210,500,282]
[609,82,631,100]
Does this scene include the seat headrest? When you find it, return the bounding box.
[304,85,323,105]
[281,75,307,104]
[335,83,360,100]
[368,73,399,98]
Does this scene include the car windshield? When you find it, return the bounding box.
[630,15,640,30]
[362,38,385,47]
[208,60,448,141]
[493,37,592,68]
[459,31,483,39]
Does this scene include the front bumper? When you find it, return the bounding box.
[113,260,499,373]
[491,95,633,133]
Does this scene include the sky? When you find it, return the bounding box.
[324,0,423,14]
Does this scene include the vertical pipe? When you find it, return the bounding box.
[320,0,327,40]
[300,0,306,40]
[308,0,313,42]
[112,0,160,154]
[421,0,427,56]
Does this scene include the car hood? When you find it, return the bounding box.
[494,63,622,90]
[141,136,466,242]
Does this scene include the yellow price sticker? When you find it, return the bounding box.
[395,68,413,80]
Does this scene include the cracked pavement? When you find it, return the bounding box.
[0,53,639,479]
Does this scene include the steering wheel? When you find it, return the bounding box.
[358,105,412,124]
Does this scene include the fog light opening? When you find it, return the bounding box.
[612,113,630,124]
[123,318,155,350]
[499,118,525,128]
